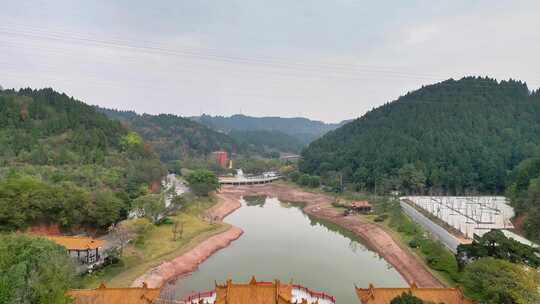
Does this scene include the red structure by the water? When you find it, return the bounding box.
[212,151,228,167]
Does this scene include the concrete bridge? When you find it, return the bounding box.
[218,175,281,186]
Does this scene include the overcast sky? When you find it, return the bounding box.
[1,1,539,122]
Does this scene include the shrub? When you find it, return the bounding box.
[462,258,540,304]
[374,214,389,222]
[289,171,301,182]
[0,234,76,304]
[408,239,419,248]
[390,292,424,304]
[157,217,174,225]
[185,170,219,196]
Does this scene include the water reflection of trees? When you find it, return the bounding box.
[243,195,268,207]
[306,214,366,253]
[279,200,306,209]
[349,239,359,253]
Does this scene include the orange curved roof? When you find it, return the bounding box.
[350,201,372,208]
[68,283,160,304]
[47,236,106,250]
[215,277,292,304]
[356,283,476,304]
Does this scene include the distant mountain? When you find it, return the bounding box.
[189,114,349,144]
[97,107,238,162]
[229,129,305,154]
[300,77,540,194]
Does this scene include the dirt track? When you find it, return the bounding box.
[220,183,444,288]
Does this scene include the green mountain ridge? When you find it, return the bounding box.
[0,87,165,231]
[98,109,339,159]
[300,77,540,194]
[96,107,238,162]
[229,129,305,154]
[189,114,350,144]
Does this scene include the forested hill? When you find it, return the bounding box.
[97,107,238,161]
[190,114,349,144]
[229,129,305,154]
[0,88,165,231]
[300,77,540,194]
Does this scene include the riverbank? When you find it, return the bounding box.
[81,196,236,288]
[131,193,243,288]
[132,226,243,288]
[205,191,242,221]
[220,182,444,288]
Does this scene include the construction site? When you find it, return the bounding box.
[401,196,514,238]
[399,196,523,252]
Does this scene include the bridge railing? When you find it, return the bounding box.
[182,290,215,303]
[292,284,336,303]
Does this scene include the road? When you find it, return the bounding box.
[163,173,189,207]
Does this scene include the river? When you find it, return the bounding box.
[172,196,406,303]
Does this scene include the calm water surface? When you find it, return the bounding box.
[172,197,405,303]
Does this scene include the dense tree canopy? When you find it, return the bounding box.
[462,257,540,304]
[0,174,127,231]
[185,170,219,196]
[0,88,166,231]
[300,77,540,194]
[97,107,238,161]
[230,129,305,154]
[191,114,347,145]
[457,230,540,268]
[506,148,540,242]
[0,234,76,304]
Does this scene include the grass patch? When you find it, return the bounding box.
[81,195,227,288]
[382,201,461,285]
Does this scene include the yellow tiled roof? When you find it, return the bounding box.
[350,201,372,208]
[356,283,476,304]
[68,283,160,304]
[47,236,106,250]
[215,277,292,304]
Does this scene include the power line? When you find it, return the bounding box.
[0,23,449,76]
[0,26,456,82]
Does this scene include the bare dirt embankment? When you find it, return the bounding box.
[132,195,243,288]
[135,183,443,289]
[205,192,242,221]
[221,183,444,288]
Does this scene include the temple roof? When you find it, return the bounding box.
[350,201,372,208]
[47,236,106,250]
[68,283,160,304]
[215,277,292,304]
[355,283,476,304]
